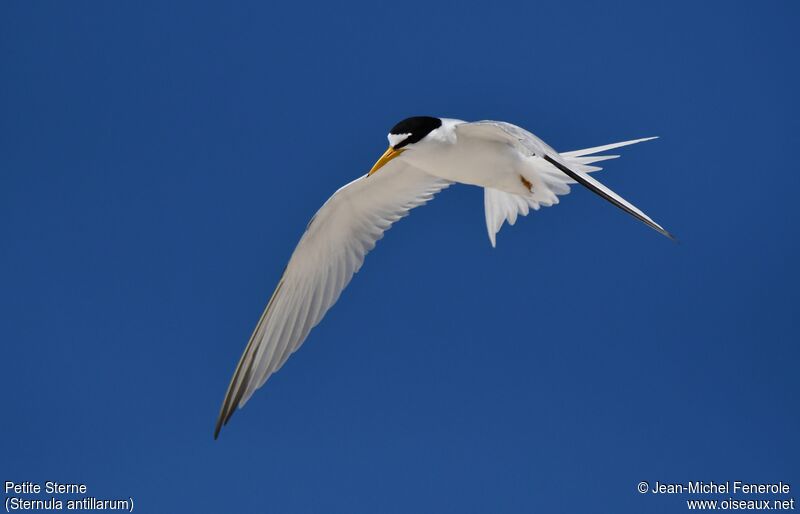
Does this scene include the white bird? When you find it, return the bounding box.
[214,116,672,438]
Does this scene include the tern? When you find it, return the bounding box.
[215,116,673,438]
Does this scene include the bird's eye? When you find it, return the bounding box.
[388,133,411,148]
[387,117,442,149]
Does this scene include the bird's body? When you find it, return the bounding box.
[398,118,544,193]
[214,116,672,438]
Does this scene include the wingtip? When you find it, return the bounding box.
[214,418,223,440]
[214,403,234,440]
[653,223,677,242]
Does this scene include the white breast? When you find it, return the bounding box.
[398,119,526,191]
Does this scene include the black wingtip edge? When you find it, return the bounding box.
[654,224,678,242]
[214,407,231,440]
[214,409,233,440]
[542,154,675,242]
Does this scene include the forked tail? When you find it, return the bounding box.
[484,137,672,246]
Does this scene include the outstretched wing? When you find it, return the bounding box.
[215,163,452,438]
[459,121,673,241]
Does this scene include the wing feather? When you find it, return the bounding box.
[215,163,451,437]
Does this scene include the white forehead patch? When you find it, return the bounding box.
[388,133,411,148]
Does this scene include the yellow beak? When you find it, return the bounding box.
[368,146,405,176]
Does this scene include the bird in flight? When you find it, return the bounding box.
[214,116,673,438]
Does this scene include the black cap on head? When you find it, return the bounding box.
[389,116,442,149]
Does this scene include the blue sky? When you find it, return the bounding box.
[1,1,798,512]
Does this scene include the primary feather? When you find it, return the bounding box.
[215,162,451,438]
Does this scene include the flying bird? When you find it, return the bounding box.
[215,116,673,438]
